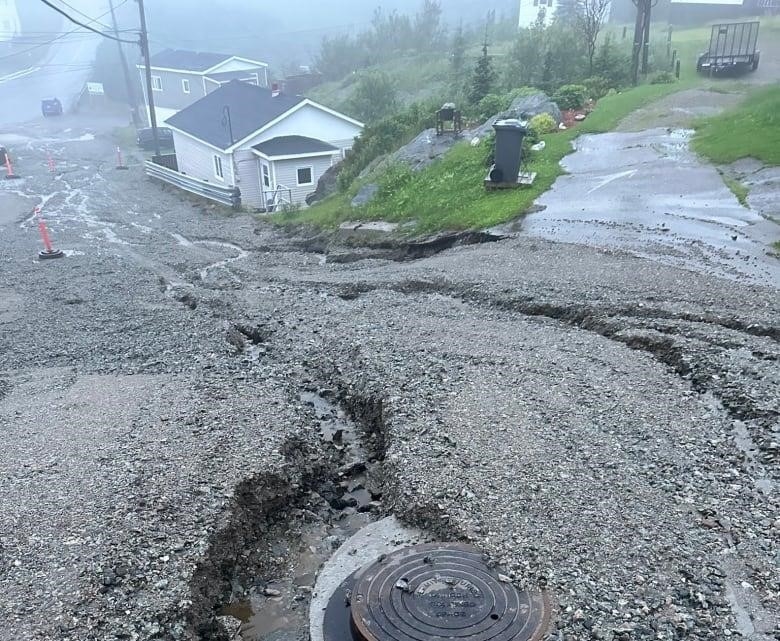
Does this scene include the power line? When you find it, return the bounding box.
[38,0,137,44]
[0,0,131,62]
[55,0,114,32]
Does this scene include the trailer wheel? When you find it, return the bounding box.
[752,55,759,71]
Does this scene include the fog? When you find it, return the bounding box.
[139,0,520,65]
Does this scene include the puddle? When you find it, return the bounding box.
[219,391,381,641]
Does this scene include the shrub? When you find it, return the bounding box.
[476,93,510,120]
[335,99,439,192]
[650,71,676,85]
[552,84,587,110]
[592,37,632,89]
[507,86,539,101]
[529,112,557,135]
[582,76,610,101]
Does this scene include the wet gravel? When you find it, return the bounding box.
[0,116,778,641]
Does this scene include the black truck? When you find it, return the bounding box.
[697,21,760,76]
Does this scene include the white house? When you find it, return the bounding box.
[164,80,363,211]
[517,0,612,28]
[0,0,21,42]
[137,49,269,126]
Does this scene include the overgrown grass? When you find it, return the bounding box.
[692,85,780,166]
[280,82,687,234]
[772,240,780,253]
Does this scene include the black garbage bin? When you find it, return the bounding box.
[490,119,527,184]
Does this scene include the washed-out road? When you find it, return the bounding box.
[0,93,778,641]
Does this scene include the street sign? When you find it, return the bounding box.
[86,82,105,95]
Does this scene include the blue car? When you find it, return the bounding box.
[41,98,63,117]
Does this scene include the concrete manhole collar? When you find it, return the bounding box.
[323,543,551,641]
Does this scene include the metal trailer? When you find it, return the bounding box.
[697,22,760,76]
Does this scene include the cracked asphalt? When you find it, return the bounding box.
[0,106,778,641]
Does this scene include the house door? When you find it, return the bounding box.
[260,162,273,209]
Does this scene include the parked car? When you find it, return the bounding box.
[136,127,174,151]
[41,98,63,117]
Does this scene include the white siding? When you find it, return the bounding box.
[245,104,362,153]
[172,132,235,186]
[272,155,337,206]
[0,0,21,41]
[209,59,268,73]
[518,0,554,28]
[234,149,265,209]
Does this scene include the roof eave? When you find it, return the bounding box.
[202,56,270,75]
[251,149,340,161]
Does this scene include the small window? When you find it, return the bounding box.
[151,75,162,91]
[262,163,271,187]
[296,166,313,186]
[214,155,224,180]
[181,79,190,94]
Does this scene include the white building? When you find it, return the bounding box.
[517,0,612,29]
[164,80,363,210]
[0,0,21,42]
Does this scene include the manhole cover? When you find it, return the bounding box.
[342,543,550,641]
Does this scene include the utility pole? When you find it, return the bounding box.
[109,0,140,127]
[136,0,160,157]
[631,0,656,85]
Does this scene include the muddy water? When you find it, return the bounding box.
[221,391,380,641]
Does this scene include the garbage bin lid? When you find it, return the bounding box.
[493,118,527,132]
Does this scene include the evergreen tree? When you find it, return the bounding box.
[468,32,496,104]
[451,23,466,75]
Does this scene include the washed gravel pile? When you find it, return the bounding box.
[1,117,777,641]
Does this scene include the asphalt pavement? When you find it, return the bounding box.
[0,1,108,127]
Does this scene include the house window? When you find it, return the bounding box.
[181,79,190,94]
[151,75,162,91]
[262,163,271,188]
[296,166,313,186]
[213,155,224,180]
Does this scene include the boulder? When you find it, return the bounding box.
[351,183,379,207]
[306,160,342,205]
[388,127,466,173]
[470,92,562,139]
[381,93,561,174]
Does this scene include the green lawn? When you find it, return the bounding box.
[692,85,780,166]
[280,82,689,234]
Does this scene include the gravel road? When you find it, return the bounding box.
[0,111,778,641]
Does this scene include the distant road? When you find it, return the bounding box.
[0,0,111,127]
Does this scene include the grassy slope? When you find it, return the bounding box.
[281,19,780,234]
[693,85,780,166]
[282,82,689,233]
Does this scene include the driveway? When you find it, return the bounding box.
[522,73,780,287]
